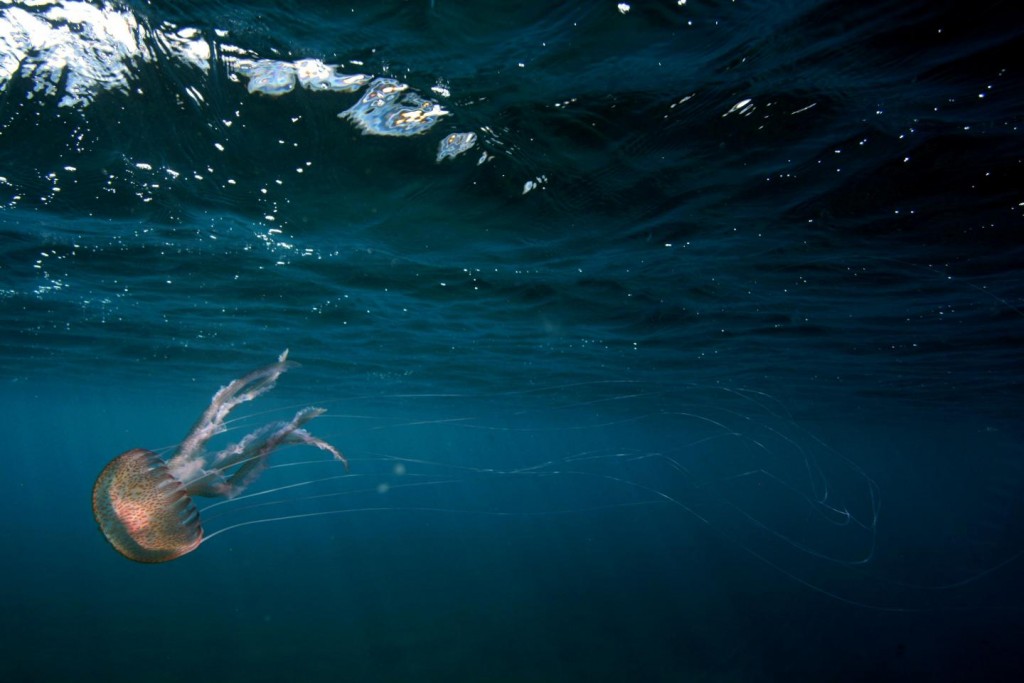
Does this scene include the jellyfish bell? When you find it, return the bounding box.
[91,350,346,563]
[92,448,202,563]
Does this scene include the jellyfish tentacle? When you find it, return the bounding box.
[168,349,294,475]
[184,406,347,499]
[281,427,348,469]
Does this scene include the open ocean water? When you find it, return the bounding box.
[2,0,1023,681]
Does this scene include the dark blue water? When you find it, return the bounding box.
[2,1,1023,680]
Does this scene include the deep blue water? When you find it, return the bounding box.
[2,1,1023,681]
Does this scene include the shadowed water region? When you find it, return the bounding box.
[2,0,1024,681]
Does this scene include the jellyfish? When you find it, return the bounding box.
[91,350,347,563]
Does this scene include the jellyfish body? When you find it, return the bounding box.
[91,350,346,563]
[92,448,202,563]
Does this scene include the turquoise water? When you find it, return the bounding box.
[2,1,1023,680]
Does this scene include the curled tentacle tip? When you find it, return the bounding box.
[318,439,348,471]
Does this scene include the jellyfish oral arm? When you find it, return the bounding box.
[281,426,346,468]
[185,406,349,499]
[164,352,347,499]
[167,350,294,476]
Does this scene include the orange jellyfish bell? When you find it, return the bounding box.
[92,448,203,563]
[92,351,347,563]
